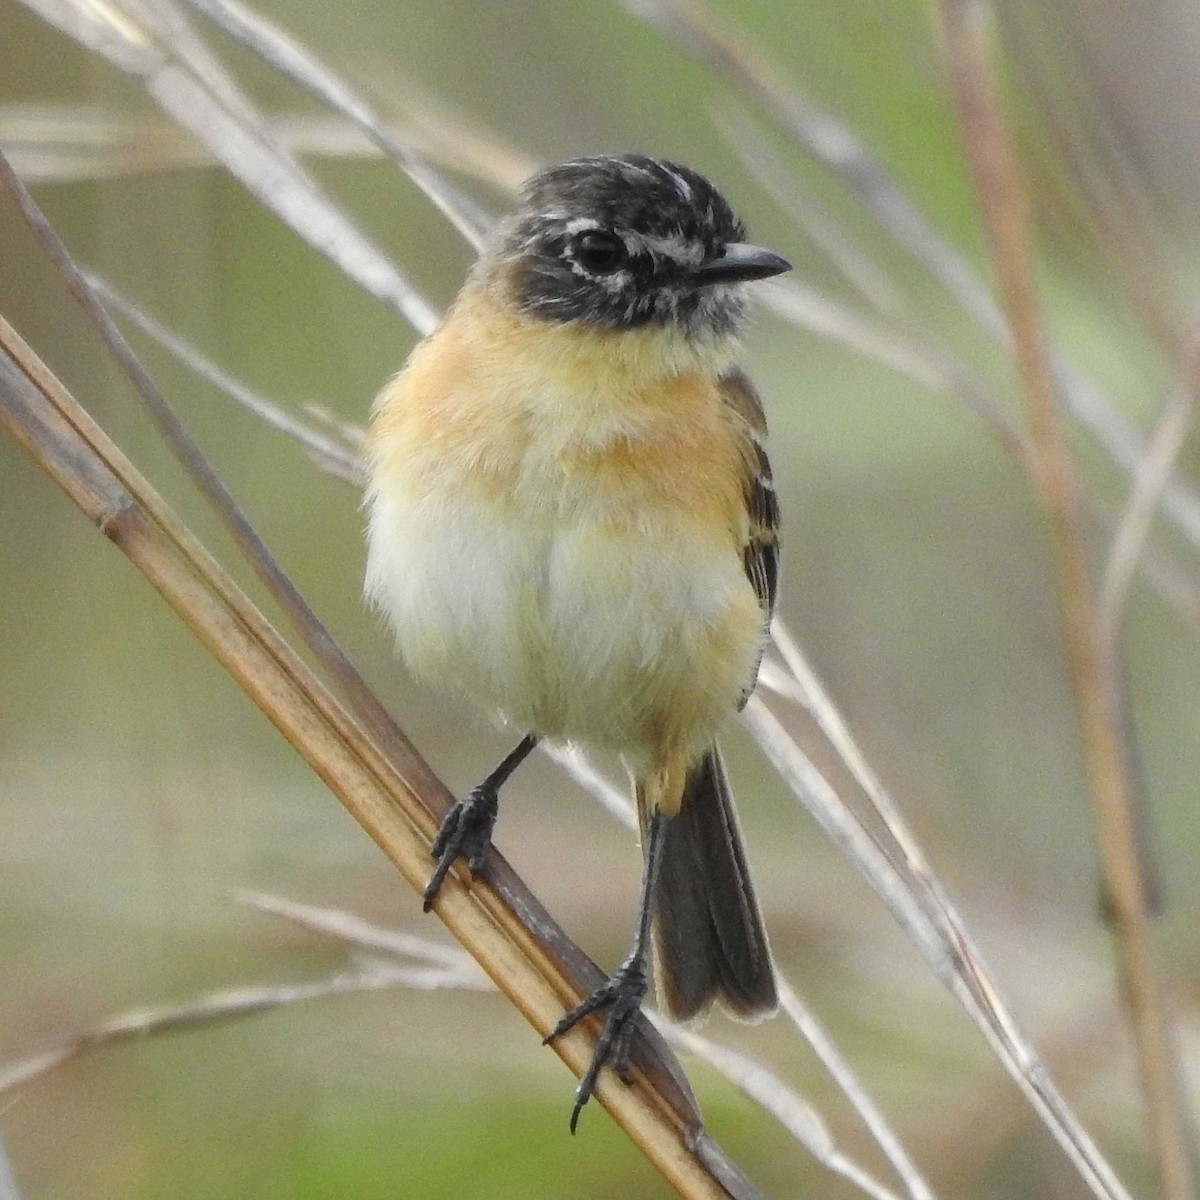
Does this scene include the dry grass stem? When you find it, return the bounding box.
[661,1023,909,1200]
[774,979,937,1200]
[715,107,904,315]
[0,960,470,1097]
[538,744,638,831]
[938,3,1194,1198]
[234,891,490,973]
[0,100,531,192]
[760,281,956,395]
[84,272,366,485]
[1101,370,1200,632]
[22,0,439,334]
[741,696,1134,1200]
[179,0,495,249]
[0,1133,20,1200]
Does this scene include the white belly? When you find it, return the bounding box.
[365,480,762,768]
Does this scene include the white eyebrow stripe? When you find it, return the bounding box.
[637,231,705,266]
[563,216,603,235]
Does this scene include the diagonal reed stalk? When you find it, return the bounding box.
[0,314,759,1200]
[937,3,1195,1198]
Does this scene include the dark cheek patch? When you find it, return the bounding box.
[507,231,748,339]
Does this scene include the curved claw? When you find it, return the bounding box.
[422,783,499,911]
[422,734,538,911]
[545,956,649,1133]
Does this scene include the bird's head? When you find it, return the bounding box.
[480,154,790,347]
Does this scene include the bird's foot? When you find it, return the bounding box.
[544,953,650,1132]
[422,783,499,911]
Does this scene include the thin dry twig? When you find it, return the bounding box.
[661,1022,907,1200]
[774,978,935,1200]
[0,1131,20,1200]
[741,694,1134,1200]
[84,271,365,486]
[180,0,495,250]
[0,100,529,190]
[539,744,638,831]
[0,960,469,1096]
[20,0,439,334]
[937,4,1194,1198]
[760,281,955,395]
[715,106,905,316]
[234,891,487,973]
[1101,369,1200,632]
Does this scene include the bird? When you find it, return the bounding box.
[364,152,787,1129]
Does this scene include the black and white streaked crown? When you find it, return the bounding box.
[487,154,789,339]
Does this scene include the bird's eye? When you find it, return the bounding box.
[572,230,624,273]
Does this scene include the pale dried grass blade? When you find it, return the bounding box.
[761,282,949,394]
[0,102,205,182]
[938,5,1192,1197]
[715,107,904,315]
[85,272,366,485]
[0,961,476,1096]
[776,978,936,1200]
[236,890,486,975]
[0,100,520,188]
[20,0,439,335]
[180,0,494,250]
[1101,375,1200,631]
[662,1022,907,1200]
[741,695,1134,1200]
[539,744,637,830]
[0,1133,20,1200]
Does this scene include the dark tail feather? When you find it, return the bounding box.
[643,746,776,1022]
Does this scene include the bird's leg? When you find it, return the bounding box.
[422,733,539,911]
[545,807,668,1132]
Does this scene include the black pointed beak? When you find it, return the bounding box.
[688,242,791,286]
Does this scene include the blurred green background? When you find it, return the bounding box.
[3,1,1200,1197]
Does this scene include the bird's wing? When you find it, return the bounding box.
[719,368,779,708]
